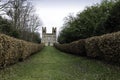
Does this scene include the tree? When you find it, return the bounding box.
[102,0,120,33]
[58,0,116,44]
[0,0,42,43]
[0,16,12,35]
[28,14,42,42]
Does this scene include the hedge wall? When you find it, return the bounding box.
[54,39,86,56]
[85,36,102,59]
[85,31,120,64]
[0,33,44,68]
[98,32,120,63]
[54,31,120,65]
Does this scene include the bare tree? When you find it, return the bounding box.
[19,2,35,40]
[28,14,42,41]
[0,0,12,15]
[0,0,42,42]
[29,14,42,32]
[20,2,34,31]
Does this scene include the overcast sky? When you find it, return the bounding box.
[31,0,102,34]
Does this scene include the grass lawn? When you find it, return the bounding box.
[0,46,120,80]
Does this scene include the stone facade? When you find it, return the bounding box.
[42,27,56,46]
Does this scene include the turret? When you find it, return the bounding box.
[52,27,57,43]
[42,27,46,34]
[52,27,56,35]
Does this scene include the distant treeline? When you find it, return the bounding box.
[0,0,42,43]
[58,0,120,44]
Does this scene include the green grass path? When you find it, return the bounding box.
[0,46,120,80]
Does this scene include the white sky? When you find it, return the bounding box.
[31,0,102,35]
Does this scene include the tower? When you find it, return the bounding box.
[52,27,56,34]
[42,27,57,46]
[42,27,46,35]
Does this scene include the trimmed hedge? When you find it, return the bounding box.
[98,32,120,63]
[54,39,86,56]
[0,33,44,68]
[85,36,102,58]
[54,31,120,65]
[85,31,120,64]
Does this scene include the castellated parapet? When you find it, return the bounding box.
[42,27,56,46]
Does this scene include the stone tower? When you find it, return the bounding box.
[42,27,56,46]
